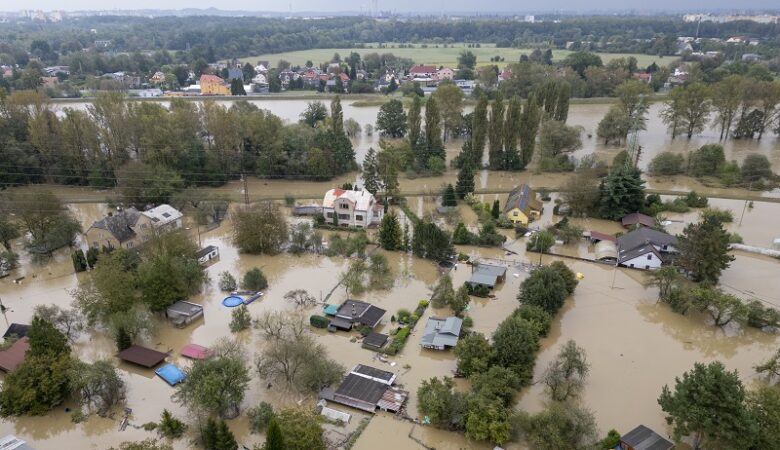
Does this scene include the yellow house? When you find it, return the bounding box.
[503,184,542,226]
[199,74,230,96]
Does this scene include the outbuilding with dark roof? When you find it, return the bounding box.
[621,212,656,229]
[619,425,674,450]
[117,345,168,368]
[2,323,29,339]
[0,337,29,373]
[333,300,386,330]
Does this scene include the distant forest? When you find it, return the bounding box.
[1,15,779,66]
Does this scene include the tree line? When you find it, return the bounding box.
[0,91,356,193]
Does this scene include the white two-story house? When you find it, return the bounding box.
[322,188,383,228]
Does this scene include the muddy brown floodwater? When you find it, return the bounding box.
[0,191,779,448]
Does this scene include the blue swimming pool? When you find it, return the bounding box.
[222,295,244,307]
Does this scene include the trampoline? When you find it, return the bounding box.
[222,296,244,307]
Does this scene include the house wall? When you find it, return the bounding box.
[84,227,140,250]
[620,252,663,270]
[506,207,530,225]
[131,215,155,242]
[201,79,230,95]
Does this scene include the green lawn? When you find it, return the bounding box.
[233,43,673,70]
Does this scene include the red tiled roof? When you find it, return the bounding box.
[0,337,29,373]
[333,188,346,197]
[409,65,437,74]
[589,231,617,243]
[199,74,224,83]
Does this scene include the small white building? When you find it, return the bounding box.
[617,227,678,270]
[322,188,384,228]
[142,204,183,230]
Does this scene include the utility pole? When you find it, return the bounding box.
[242,173,249,206]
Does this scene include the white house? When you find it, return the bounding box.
[251,73,267,85]
[322,188,383,228]
[617,227,678,270]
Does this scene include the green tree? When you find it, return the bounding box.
[215,420,238,450]
[242,267,268,291]
[598,165,646,220]
[158,409,187,439]
[517,401,599,450]
[661,83,711,139]
[538,120,583,157]
[741,154,773,183]
[491,315,541,385]
[747,385,780,449]
[407,94,423,151]
[596,105,632,145]
[433,82,464,141]
[232,203,288,254]
[526,230,555,254]
[503,96,523,170]
[174,342,250,419]
[416,377,467,431]
[676,215,734,285]
[710,75,743,140]
[423,96,444,168]
[115,326,132,351]
[431,274,455,309]
[488,93,505,169]
[376,99,407,138]
[264,419,285,450]
[490,200,500,219]
[688,144,725,177]
[116,161,184,207]
[378,212,403,251]
[362,147,381,194]
[442,184,457,207]
[411,221,453,261]
[13,189,81,254]
[517,265,570,315]
[542,340,589,402]
[455,164,475,199]
[273,408,326,450]
[0,217,20,251]
[229,78,246,96]
[519,93,542,166]
[230,305,252,332]
[471,95,489,167]
[451,284,471,317]
[299,101,327,127]
[658,362,750,450]
[454,333,493,377]
[463,395,512,444]
[648,152,685,176]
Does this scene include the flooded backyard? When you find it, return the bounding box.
[0,197,778,449]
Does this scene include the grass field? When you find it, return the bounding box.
[234,43,674,70]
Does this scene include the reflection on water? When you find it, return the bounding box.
[0,194,778,449]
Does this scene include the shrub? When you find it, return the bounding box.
[741,154,774,183]
[684,191,708,208]
[284,194,296,206]
[384,327,411,355]
[467,283,490,297]
[218,271,237,291]
[689,144,725,177]
[701,207,733,224]
[719,161,742,186]
[242,267,268,291]
[310,315,329,329]
[648,152,685,176]
[396,308,412,324]
[158,409,186,439]
[728,233,743,244]
[358,326,372,337]
[247,402,275,433]
[229,305,252,333]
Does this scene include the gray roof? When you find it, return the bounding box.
[617,228,678,256]
[0,435,34,450]
[621,425,674,450]
[352,364,394,383]
[421,317,462,348]
[166,300,203,317]
[363,332,389,348]
[468,272,498,288]
[334,373,386,405]
[336,300,386,328]
[618,244,662,264]
[474,263,507,278]
[195,245,219,259]
[595,240,618,261]
[504,184,542,215]
[91,208,140,243]
[621,212,656,228]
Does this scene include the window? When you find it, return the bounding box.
[338,214,350,220]
[645,265,650,270]
[339,203,349,210]
[326,212,334,218]
[355,215,363,221]
[647,254,652,260]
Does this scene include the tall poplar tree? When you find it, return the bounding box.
[519,93,542,166]
[424,95,444,167]
[488,93,505,170]
[503,96,523,170]
[471,95,489,167]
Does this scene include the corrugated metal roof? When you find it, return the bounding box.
[117,345,168,368]
[621,425,674,450]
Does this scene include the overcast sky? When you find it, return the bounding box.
[9,0,780,13]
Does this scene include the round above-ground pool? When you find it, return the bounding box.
[222,296,244,307]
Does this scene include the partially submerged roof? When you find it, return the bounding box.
[2,323,29,339]
[618,228,678,258]
[421,317,462,348]
[141,204,182,227]
[117,345,168,368]
[181,344,210,360]
[336,300,386,328]
[595,240,618,261]
[166,300,204,317]
[474,263,507,278]
[621,425,674,450]
[0,435,34,450]
[195,245,219,259]
[468,272,498,288]
[90,208,140,243]
[621,212,656,228]
[504,184,542,215]
[335,373,387,406]
[589,231,617,243]
[352,364,395,384]
[155,363,186,386]
[363,332,389,349]
[0,337,29,373]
